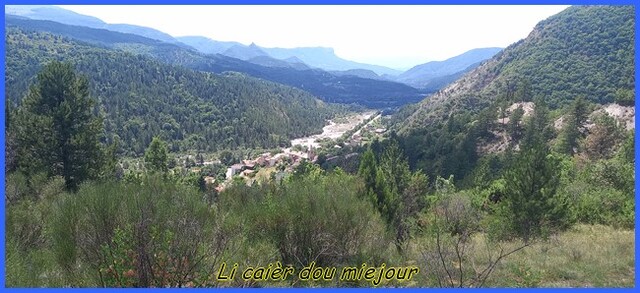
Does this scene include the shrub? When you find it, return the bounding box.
[50,175,230,287]
[219,171,391,270]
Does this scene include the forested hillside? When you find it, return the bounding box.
[6,15,423,109]
[399,5,634,132]
[5,28,338,155]
[389,5,635,182]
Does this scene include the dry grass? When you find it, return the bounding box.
[480,225,634,287]
[407,224,634,287]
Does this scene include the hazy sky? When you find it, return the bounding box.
[59,5,570,70]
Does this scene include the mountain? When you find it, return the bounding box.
[6,15,423,109]
[5,5,105,28]
[261,46,402,76]
[5,28,341,155]
[395,47,502,89]
[100,23,179,44]
[330,69,384,80]
[398,5,634,133]
[175,35,241,54]
[222,43,269,60]
[247,55,310,70]
[416,61,483,92]
[6,5,181,44]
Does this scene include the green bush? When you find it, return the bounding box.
[50,176,230,287]
[219,171,391,270]
[563,181,634,229]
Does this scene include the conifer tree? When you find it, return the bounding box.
[144,137,169,173]
[500,98,571,242]
[13,61,104,191]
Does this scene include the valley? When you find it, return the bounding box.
[3,5,635,289]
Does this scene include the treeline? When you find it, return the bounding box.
[5,28,340,155]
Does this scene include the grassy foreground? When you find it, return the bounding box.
[473,224,634,287]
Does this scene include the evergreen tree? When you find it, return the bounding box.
[144,137,169,173]
[196,153,205,166]
[521,97,553,150]
[506,106,525,143]
[571,96,589,127]
[358,147,378,200]
[13,61,104,191]
[102,137,122,180]
[556,96,588,155]
[556,115,578,155]
[499,98,571,242]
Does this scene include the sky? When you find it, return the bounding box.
[59,5,570,70]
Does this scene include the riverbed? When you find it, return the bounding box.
[290,111,376,149]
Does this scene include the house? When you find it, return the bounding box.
[225,164,245,180]
[242,159,257,170]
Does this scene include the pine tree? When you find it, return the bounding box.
[507,106,525,143]
[144,137,169,173]
[500,98,571,242]
[13,61,104,191]
[556,96,588,155]
[358,147,378,201]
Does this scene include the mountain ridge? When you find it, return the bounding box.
[394,47,502,89]
[5,15,424,109]
[397,5,634,133]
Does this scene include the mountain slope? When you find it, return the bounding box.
[398,5,634,133]
[247,55,311,70]
[175,35,241,54]
[6,15,423,109]
[261,46,402,76]
[395,47,502,89]
[6,5,181,44]
[5,28,339,155]
[222,43,269,60]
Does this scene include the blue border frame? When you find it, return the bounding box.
[0,0,637,291]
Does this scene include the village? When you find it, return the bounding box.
[194,111,386,192]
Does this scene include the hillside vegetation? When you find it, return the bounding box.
[6,15,423,109]
[399,5,634,132]
[5,28,338,155]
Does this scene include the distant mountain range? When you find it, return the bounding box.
[4,5,501,108]
[394,47,503,90]
[177,36,402,76]
[5,5,182,45]
[5,14,424,109]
